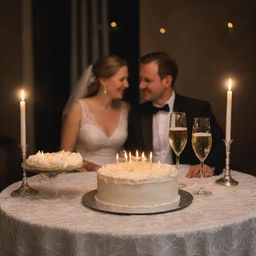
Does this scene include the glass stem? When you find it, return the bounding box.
[176,155,181,182]
[176,155,180,171]
[200,161,204,177]
[22,168,28,186]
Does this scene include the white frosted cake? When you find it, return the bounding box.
[95,161,179,208]
[25,150,83,171]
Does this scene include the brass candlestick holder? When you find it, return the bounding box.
[11,145,38,197]
[216,139,238,186]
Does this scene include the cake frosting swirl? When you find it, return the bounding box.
[98,161,178,184]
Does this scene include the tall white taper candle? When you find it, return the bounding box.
[225,79,232,142]
[20,89,26,157]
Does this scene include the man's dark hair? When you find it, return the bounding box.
[140,52,178,87]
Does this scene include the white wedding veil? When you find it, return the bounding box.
[62,65,95,115]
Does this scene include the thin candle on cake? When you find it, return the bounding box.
[20,89,26,157]
[136,150,139,161]
[142,152,146,162]
[124,151,128,162]
[226,78,232,142]
[129,151,132,162]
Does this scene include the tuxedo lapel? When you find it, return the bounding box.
[173,94,185,112]
[173,93,193,127]
[140,103,153,151]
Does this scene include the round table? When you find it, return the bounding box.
[0,166,256,256]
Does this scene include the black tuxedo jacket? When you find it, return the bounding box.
[125,94,225,174]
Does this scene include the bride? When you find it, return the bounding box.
[61,56,130,171]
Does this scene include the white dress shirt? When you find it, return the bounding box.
[152,92,175,163]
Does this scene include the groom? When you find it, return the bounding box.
[125,52,225,177]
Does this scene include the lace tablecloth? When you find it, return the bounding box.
[0,166,256,256]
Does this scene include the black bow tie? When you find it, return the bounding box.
[152,104,170,114]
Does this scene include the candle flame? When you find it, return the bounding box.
[228,78,232,91]
[20,89,25,101]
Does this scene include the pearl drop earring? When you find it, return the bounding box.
[103,85,108,95]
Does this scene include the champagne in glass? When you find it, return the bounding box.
[169,112,187,188]
[192,133,212,162]
[169,128,187,156]
[192,117,212,195]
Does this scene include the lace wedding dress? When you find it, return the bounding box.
[74,99,128,165]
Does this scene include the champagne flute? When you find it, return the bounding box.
[192,117,212,195]
[169,112,188,188]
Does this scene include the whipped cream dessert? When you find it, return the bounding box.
[25,150,83,171]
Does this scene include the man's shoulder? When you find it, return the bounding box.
[175,94,210,107]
